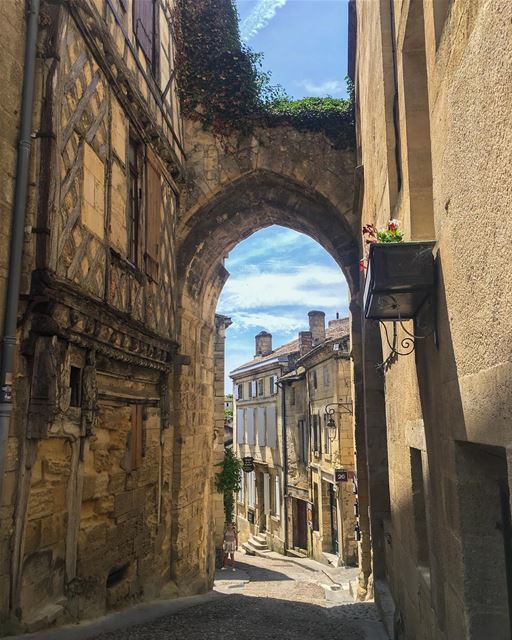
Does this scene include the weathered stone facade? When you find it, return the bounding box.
[231,335,286,554]
[351,0,512,637]
[232,314,357,569]
[0,0,361,633]
[0,0,184,631]
[283,316,357,567]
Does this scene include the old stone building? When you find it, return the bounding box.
[231,331,287,554]
[350,0,512,638]
[0,0,187,631]
[0,0,358,624]
[232,312,357,568]
[6,0,509,636]
[282,314,357,567]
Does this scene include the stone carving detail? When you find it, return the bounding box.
[81,350,98,436]
[27,336,60,438]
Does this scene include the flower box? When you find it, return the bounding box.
[364,241,436,320]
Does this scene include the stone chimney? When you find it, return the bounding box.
[308,310,326,346]
[298,331,313,357]
[255,331,272,357]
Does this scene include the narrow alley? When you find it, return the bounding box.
[9,554,388,640]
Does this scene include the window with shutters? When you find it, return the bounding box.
[130,404,144,470]
[133,0,157,73]
[266,406,277,449]
[323,365,330,388]
[246,408,255,445]
[128,138,141,266]
[145,150,161,282]
[257,378,264,397]
[269,375,277,395]
[234,383,243,400]
[256,407,266,447]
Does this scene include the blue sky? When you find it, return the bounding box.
[218,2,350,391]
[236,0,349,99]
[218,227,349,390]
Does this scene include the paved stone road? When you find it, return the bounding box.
[89,554,389,640]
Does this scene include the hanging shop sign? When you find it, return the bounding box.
[334,468,349,483]
[242,456,255,473]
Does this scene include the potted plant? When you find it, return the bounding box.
[361,220,435,321]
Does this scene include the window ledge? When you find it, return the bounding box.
[271,515,280,522]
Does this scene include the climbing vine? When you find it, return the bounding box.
[173,0,354,148]
[215,447,242,524]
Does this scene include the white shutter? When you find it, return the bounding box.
[266,406,277,448]
[248,471,255,508]
[247,408,255,445]
[257,407,266,446]
[274,475,281,518]
[236,409,245,444]
[263,473,270,514]
[234,384,239,400]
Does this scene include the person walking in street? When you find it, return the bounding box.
[221,521,238,571]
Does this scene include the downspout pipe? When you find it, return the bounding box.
[0,0,41,488]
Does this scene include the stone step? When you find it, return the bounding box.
[247,537,269,551]
[242,543,256,556]
[286,547,307,559]
[254,533,267,544]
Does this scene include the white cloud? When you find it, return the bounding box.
[230,311,306,333]
[240,0,288,41]
[226,228,308,268]
[299,79,344,96]
[219,264,348,311]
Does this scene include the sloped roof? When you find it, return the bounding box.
[229,317,349,377]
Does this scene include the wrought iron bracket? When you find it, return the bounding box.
[325,401,353,418]
[376,294,437,371]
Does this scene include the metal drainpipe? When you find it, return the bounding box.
[0,0,41,489]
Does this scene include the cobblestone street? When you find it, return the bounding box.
[87,554,388,640]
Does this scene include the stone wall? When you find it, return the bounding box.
[0,0,185,632]
[353,0,512,637]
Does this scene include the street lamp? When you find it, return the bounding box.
[324,401,353,435]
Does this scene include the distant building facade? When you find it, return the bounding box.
[232,313,357,567]
[282,314,357,566]
[231,331,287,553]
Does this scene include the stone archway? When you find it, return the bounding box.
[170,120,368,591]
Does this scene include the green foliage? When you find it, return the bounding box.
[363,220,403,244]
[263,94,355,149]
[174,0,261,133]
[173,0,354,147]
[224,407,233,421]
[215,448,242,523]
